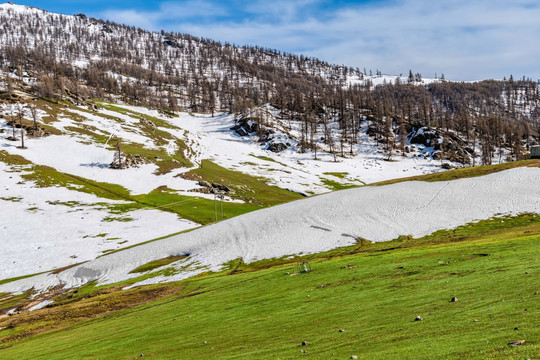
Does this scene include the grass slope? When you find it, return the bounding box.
[0,215,538,359]
[1,152,301,225]
[183,159,304,207]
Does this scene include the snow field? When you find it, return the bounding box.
[2,96,452,200]
[0,161,199,280]
[2,167,538,294]
[117,104,448,195]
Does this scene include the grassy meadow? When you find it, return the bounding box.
[0,214,538,359]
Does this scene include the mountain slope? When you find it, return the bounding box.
[0,2,538,168]
[1,214,538,359]
[2,165,539,294]
[0,91,449,282]
[0,2,539,294]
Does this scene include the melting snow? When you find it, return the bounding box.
[1,167,538,294]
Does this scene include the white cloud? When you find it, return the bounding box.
[100,9,158,30]
[243,0,321,22]
[99,0,540,81]
[157,1,228,19]
[100,0,227,30]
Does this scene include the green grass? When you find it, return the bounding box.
[250,154,288,167]
[59,101,193,173]
[0,152,291,224]
[323,171,349,179]
[0,215,538,359]
[0,196,22,202]
[22,165,132,201]
[0,151,32,166]
[320,177,358,191]
[0,153,301,226]
[96,101,178,130]
[82,102,193,172]
[129,256,189,274]
[121,140,192,174]
[131,185,265,224]
[184,160,304,207]
[0,273,47,287]
[0,151,133,203]
[101,216,134,222]
[62,125,109,144]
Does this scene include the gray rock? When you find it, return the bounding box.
[268,142,289,153]
[198,181,211,188]
[441,163,452,170]
[211,183,231,193]
[234,128,248,137]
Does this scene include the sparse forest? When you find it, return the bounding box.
[0,5,539,165]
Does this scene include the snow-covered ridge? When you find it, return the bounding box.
[347,74,443,88]
[0,2,40,13]
[0,2,361,83]
[2,167,538,294]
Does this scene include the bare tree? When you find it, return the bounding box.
[17,105,27,149]
[7,104,17,141]
[28,103,39,136]
[110,138,124,169]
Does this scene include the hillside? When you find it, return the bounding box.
[1,163,539,295]
[0,2,539,168]
[0,3,539,357]
[0,93,459,282]
[0,213,538,359]
[0,3,539,285]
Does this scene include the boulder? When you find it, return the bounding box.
[441,163,452,170]
[409,126,440,147]
[257,129,275,143]
[268,142,289,152]
[211,183,231,193]
[198,181,211,188]
[234,127,248,137]
[230,118,260,136]
[410,126,470,164]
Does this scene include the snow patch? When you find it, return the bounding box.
[2,167,538,294]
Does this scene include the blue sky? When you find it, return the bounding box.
[13,1,540,81]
